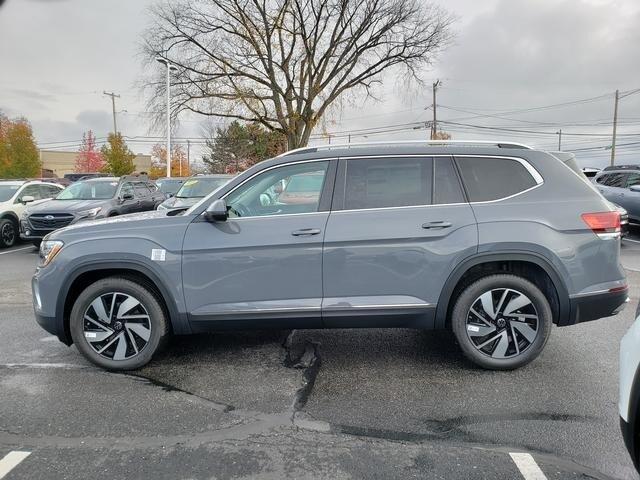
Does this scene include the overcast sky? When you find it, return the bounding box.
[1,0,639,168]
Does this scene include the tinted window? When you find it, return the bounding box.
[39,185,60,199]
[456,157,537,202]
[626,173,640,188]
[344,157,432,210]
[120,183,134,198]
[434,157,465,204]
[225,161,328,218]
[601,172,627,187]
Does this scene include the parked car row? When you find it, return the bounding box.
[0,174,238,249]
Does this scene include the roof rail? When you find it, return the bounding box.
[602,164,640,171]
[278,140,533,157]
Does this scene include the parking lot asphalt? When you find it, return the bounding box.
[1,240,640,479]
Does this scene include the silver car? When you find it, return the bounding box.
[31,141,628,371]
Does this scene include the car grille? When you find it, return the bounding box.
[28,213,74,230]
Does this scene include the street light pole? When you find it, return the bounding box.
[156,56,178,177]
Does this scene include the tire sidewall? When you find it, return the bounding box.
[0,219,17,248]
[70,277,167,370]
[451,274,552,370]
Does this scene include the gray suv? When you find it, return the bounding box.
[21,175,165,246]
[32,141,628,371]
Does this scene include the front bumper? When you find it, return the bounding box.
[20,220,54,240]
[32,272,71,345]
[621,416,639,470]
[566,288,628,325]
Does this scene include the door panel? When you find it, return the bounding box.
[182,213,328,326]
[321,205,477,327]
[322,155,478,328]
[181,159,335,328]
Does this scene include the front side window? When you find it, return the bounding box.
[225,161,329,218]
[120,183,134,198]
[344,157,433,210]
[16,185,42,202]
[626,173,640,188]
[456,157,538,202]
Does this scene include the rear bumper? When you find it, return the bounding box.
[566,288,628,325]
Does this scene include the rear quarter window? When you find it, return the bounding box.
[456,156,538,202]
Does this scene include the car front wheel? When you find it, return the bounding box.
[0,218,17,248]
[69,277,169,370]
[451,274,552,370]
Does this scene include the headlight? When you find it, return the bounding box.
[76,207,102,219]
[39,240,64,267]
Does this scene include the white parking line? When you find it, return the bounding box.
[0,451,31,479]
[0,246,34,255]
[509,452,547,480]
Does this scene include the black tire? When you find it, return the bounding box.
[32,240,42,249]
[0,218,18,248]
[451,274,552,370]
[69,276,169,370]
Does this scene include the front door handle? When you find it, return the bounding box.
[422,221,452,229]
[291,228,321,236]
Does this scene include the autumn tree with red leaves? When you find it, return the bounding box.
[74,130,105,173]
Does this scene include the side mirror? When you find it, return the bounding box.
[21,195,35,204]
[630,185,640,193]
[205,199,228,222]
[122,193,134,200]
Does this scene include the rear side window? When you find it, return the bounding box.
[344,157,432,210]
[434,157,465,204]
[456,157,538,202]
[625,173,640,188]
[597,173,627,187]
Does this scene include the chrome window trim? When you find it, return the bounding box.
[336,154,543,210]
[199,153,543,218]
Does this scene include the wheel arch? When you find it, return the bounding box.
[57,261,187,345]
[435,252,569,329]
[0,211,19,224]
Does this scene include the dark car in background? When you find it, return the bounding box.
[20,175,164,246]
[594,165,640,227]
[157,174,234,211]
[155,177,187,198]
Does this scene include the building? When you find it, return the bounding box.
[39,150,152,178]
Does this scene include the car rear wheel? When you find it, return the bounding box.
[69,277,169,370]
[0,218,17,248]
[451,274,552,370]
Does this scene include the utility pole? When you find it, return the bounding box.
[431,80,441,140]
[186,139,191,175]
[556,129,562,150]
[103,91,120,134]
[610,89,619,166]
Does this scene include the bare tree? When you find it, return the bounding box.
[143,0,454,149]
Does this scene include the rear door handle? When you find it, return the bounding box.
[422,221,452,229]
[291,228,321,236]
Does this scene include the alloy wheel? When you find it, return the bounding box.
[83,292,152,361]
[465,288,539,359]
[1,222,15,246]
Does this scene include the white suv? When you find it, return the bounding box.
[0,180,64,248]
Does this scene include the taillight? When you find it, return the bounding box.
[581,211,620,238]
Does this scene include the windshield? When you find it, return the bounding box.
[56,180,118,200]
[176,177,230,198]
[0,184,20,202]
[157,179,184,195]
